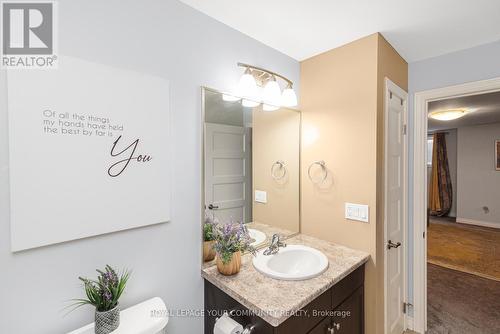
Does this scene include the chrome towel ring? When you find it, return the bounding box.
[271,160,287,180]
[308,160,328,183]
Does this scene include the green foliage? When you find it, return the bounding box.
[214,221,256,264]
[204,214,216,241]
[69,265,131,313]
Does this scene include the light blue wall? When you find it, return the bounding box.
[0,1,299,333]
[407,39,500,304]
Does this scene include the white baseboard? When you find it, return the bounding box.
[456,217,500,229]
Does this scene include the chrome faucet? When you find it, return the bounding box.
[263,234,286,255]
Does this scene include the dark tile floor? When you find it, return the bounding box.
[427,264,500,334]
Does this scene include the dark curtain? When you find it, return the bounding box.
[428,133,453,216]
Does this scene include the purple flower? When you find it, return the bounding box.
[213,220,256,264]
[102,290,112,302]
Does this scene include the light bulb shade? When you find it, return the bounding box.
[428,109,468,121]
[262,79,282,106]
[263,104,279,112]
[242,99,260,108]
[281,87,297,107]
[237,72,258,100]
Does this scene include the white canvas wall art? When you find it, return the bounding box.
[7,56,171,251]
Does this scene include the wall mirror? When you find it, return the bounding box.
[202,87,300,259]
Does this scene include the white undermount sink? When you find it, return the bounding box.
[252,244,329,281]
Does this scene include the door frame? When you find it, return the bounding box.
[412,76,500,333]
[384,78,409,334]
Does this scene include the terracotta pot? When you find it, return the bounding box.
[203,240,216,262]
[216,251,241,276]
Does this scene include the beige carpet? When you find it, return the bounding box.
[427,218,500,281]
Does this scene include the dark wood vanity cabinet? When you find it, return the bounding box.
[204,265,365,334]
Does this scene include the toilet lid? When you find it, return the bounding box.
[68,297,168,334]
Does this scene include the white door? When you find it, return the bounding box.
[205,123,251,224]
[385,80,408,334]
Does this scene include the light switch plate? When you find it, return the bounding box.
[255,190,267,203]
[345,203,369,223]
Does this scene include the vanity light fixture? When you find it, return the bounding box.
[428,108,470,121]
[236,62,298,109]
[262,76,282,106]
[281,83,298,107]
[263,104,279,111]
[237,67,258,100]
[222,94,241,102]
[242,99,260,108]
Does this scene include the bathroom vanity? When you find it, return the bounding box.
[202,234,369,334]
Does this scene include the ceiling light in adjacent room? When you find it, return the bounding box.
[428,108,469,121]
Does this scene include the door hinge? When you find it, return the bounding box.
[423,231,426,238]
[403,124,407,135]
[403,302,413,314]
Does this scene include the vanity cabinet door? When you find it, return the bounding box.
[307,316,331,334]
[332,286,364,334]
[276,288,332,334]
[307,286,364,334]
[332,266,364,309]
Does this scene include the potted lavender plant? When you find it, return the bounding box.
[214,222,255,276]
[71,265,131,334]
[203,214,217,262]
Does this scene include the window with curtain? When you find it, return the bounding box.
[427,137,434,166]
[428,133,453,216]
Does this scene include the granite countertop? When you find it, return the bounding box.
[201,233,370,327]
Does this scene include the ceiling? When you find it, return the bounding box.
[428,90,500,131]
[180,0,500,62]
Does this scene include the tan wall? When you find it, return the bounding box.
[300,34,379,334]
[252,106,300,233]
[300,33,407,334]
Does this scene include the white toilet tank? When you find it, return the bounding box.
[68,297,168,334]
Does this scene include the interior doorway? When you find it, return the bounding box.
[412,77,500,334]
